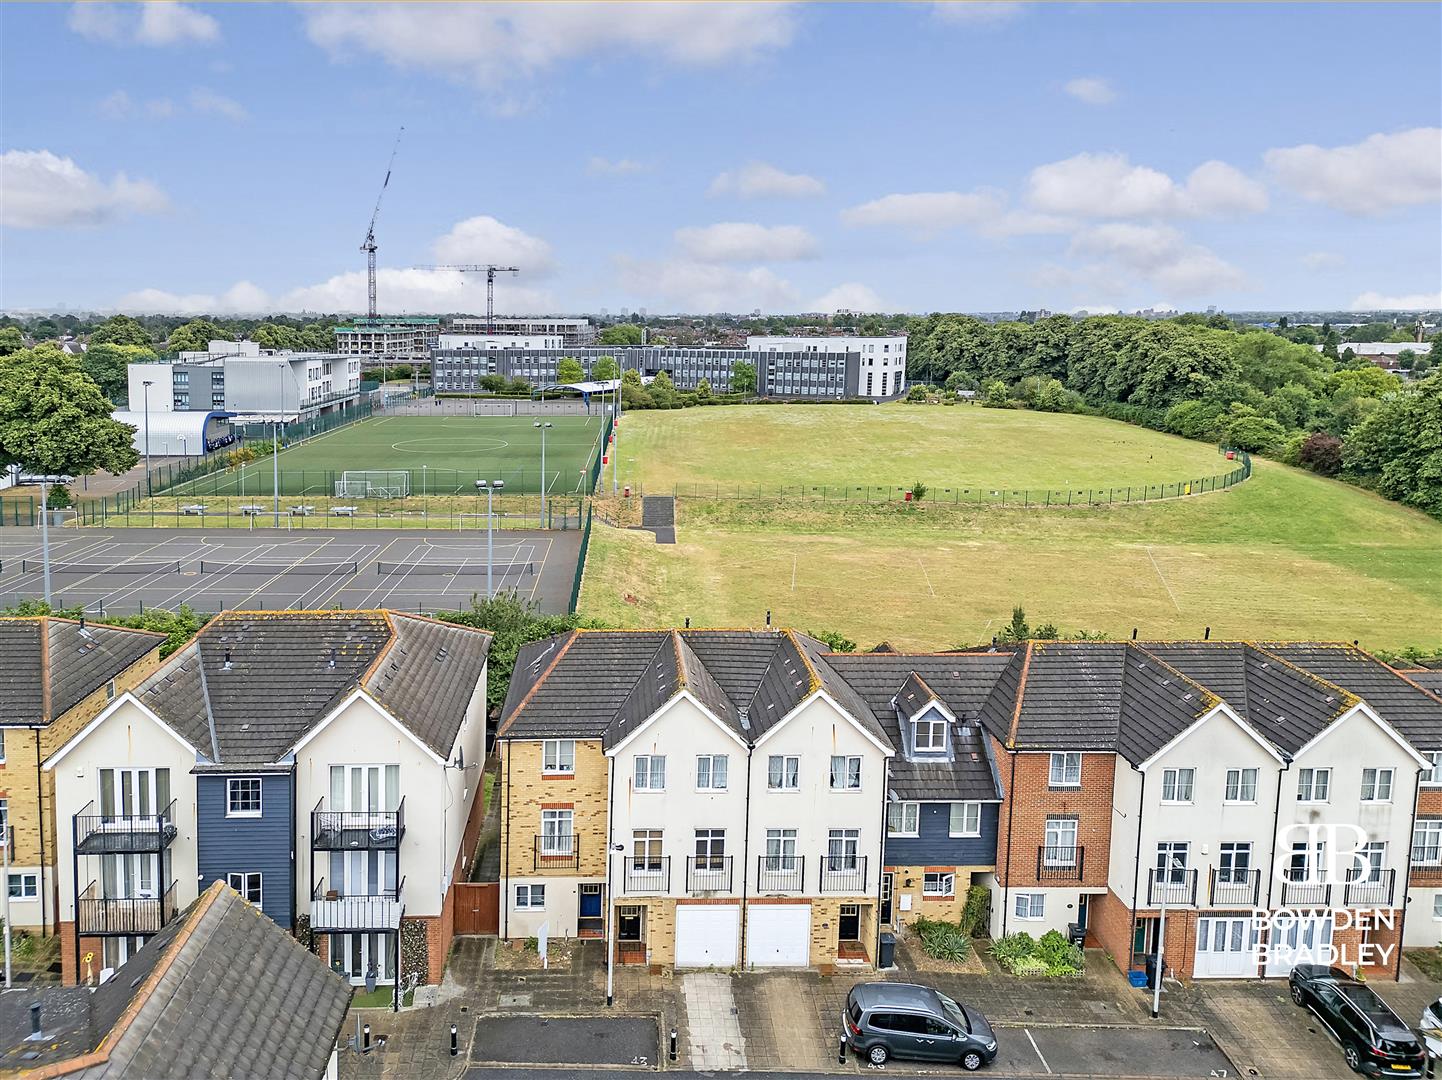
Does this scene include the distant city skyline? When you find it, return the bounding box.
[2,2,1439,315]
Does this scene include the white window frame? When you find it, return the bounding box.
[226,777,263,818]
[830,755,862,791]
[1224,768,1258,804]
[631,829,663,873]
[922,872,955,897]
[226,871,262,905]
[1014,892,1045,920]
[1044,817,1079,865]
[1424,752,1442,787]
[887,802,920,837]
[1414,820,1442,865]
[695,755,728,792]
[0,729,5,764]
[949,801,981,838]
[633,755,666,792]
[1297,767,1331,803]
[1218,841,1252,882]
[1156,841,1190,882]
[1049,752,1081,788]
[541,808,574,855]
[1434,894,1442,921]
[515,883,546,910]
[7,872,38,900]
[913,718,947,753]
[105,679,117,701]
[767,755,800,791]
[1361,767,1394,803]
[542,739,575,775]
[1161,767,1195,803]
[1352,841,1386,883]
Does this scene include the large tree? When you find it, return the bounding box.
[0,327,22,356]
[556,357,585,384]
[167,319,233,353]
[83,343,156,403]
[1344,373,1442,517]
[596,323,643,346]
[89,314,153,347]
[592,355,620,382]
[730,360,757,396]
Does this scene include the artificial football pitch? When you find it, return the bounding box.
[170,414,605,497]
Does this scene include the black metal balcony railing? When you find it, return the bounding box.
[757,854,805,892]
[819,854,868,894]
[1279,876,1332,907]
[1209,867,1261,907]
[310,876,405,931]
[532,834,580,872]
[1410,862,1442,884]
[623,856,671,893]
[77,880,177,936]
[1147,867,1198,906]
[1343,869,1396,907]
[311,798,405,851]
[686,855,733,894]
[73,799,178,855]
[1037,846,1085,881]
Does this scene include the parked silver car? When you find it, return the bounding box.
[842,982,998,1070]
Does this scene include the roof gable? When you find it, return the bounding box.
[0,617,163,727]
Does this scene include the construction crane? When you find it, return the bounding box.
[360,127,404,318]
[412,264,519,334]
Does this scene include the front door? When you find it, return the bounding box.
[578,883,603,936]
[331,932,396,985]
[1076,895,1089,932]
[618,906,643,941]
[838,903,861,941]
[101,853,158,899]
[880,873,894,926]
[100,767,170,820]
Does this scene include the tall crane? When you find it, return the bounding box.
[412,264,519,334]
[361,127,404,318]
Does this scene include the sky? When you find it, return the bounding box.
[2,1,1440,317]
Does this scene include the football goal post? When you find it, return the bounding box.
[334,470,411,498]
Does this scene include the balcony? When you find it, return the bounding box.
[1343,869,1396,908]
[1147,868,1198,906]
[1279,877,1332,907]
[757,855,805,893]
[686,856,733,894]
[310,877,404,932]
[1411,863,1442,885]
[531,834,580,873]
[1036,846,1085,881]
[77,880,177,936]
[73,800,178,855]
[622,857,671,894]
[819,855,869,894]
[1208,867,1261,907]
[311,798,404,851]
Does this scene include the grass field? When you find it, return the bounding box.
[582,418,1442,651]
[622,404,1229,493]
[170,415,603,497]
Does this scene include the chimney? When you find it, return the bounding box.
[328,647,337,670]
[78,616,85,631]
[222,648,233,671]
[27,1002,42,1041]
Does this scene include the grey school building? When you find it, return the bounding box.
[430,335,909,400]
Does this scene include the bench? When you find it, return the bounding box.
[331,506,359,517]
[180,504,208,516]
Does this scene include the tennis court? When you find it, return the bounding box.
[0,527,582,616]
[165,414,606,498]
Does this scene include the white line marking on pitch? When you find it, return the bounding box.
[1145,545,1182,612]
[1024,1028,1052,1074]
[790,553,797,591]
[917,557,937,598]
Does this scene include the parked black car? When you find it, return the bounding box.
[1288,964,1427,1076]
[842,982,998,1070]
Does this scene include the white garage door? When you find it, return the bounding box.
[675,904,740,968]
[1194,916,1259,978]
[1265,915,1334,977]
[748,905,811,967]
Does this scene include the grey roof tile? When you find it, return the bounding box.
[0,617,163,727]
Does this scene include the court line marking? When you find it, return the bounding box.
[236,536,336,609]
[1145,545,1182,613]
[917,557,937,598]
[790,553,797,591]
[527,536,553,604]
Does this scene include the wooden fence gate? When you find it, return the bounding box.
[454,882,499,935]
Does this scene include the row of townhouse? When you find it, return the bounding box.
[496,630,1442,982]
[1,611,492,995]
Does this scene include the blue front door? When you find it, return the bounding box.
[580,884,602,918]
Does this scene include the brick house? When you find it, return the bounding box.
[0,616,165,934]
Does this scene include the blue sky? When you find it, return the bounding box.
[3,1,1439,316]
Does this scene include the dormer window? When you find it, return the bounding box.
[913,718,947,753]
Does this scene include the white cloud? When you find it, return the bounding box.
[430,215,555,274]
[615,256,796,313]
[1349,290,1442,311]
[1265,128,1442,215]
[304,3,795,93]
[69,2,219,45]
[98,90,135,119]
[1026,152,1267,218]
[115,281,271,315]
[1,149,169,229]
[841,190,1005,233]
[1068,223,1246,296]
[674,222,817,263]
[1063,76,1116,105]
[932,2,1025,25]
[1301,251,1345,271]
[189,87,248,121]
[809,283,888,313]
[708,161,825,199]
[586,156,647,176]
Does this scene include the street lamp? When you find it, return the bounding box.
[178,435,186,462]
[534,421,552,524]
[474,479,505,597]
[142,379,154,496]
[273,363,285,526]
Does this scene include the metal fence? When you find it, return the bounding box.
[66,495,585,531]
[568,502,593,614]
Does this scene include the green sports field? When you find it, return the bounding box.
[170,415,604,497]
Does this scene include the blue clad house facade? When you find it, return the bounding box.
[196,771,296,930]
[883,801,1001,868]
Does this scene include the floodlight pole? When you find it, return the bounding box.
[142,380,153,495]
[273,364,284,526]
[534,421,552,525]
[476,479,505,597]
